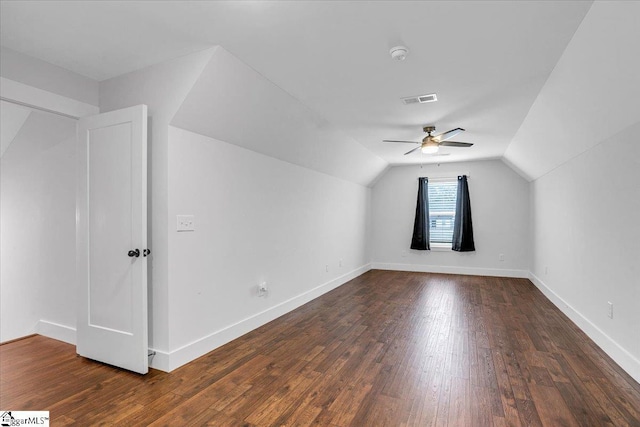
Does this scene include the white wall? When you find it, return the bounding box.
[165,126,371,369]
[0,48,98,344]
[530,121,640,381]
[96,46,380,370]
[371,159,529,277]
[502,1,640,382]
[0,110,77,342]
[99,48,216,356]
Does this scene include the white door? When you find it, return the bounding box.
[76,105,148,374]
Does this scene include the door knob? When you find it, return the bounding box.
[128,249,140,257]
[143,249,151,257]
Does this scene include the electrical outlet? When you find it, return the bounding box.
[544,266,549,275]
[325,264,329,273]
[607,301,613,319]
[258,282,268,297]
[499,253,505,261]
[339,259,343,267]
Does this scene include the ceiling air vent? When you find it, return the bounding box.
[402,93,438,105]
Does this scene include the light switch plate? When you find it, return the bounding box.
[177,215,195,231]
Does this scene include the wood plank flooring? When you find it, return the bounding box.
[2,270,639,426]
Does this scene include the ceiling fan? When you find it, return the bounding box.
[383,126,473,155]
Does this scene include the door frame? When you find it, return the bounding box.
[0,79,99,346]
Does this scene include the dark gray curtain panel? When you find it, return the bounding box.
[452,175,475,252]
[410,177,430,250]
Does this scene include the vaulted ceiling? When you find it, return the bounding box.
[1,1,601,176]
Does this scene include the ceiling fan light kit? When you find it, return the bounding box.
[390,45,409,61]
[421,143,439,154]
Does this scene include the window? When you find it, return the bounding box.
[427,179,457,244]
[411,175,474,252]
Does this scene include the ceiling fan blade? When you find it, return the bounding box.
[404,146,421,155]
[433,127,465,142]
[383,139,420,144]
[440,141,473,147]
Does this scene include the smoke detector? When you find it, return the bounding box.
[390,46,409,61]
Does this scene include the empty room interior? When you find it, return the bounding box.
[1,1,639,425]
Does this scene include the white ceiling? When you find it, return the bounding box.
[0,1,593,166]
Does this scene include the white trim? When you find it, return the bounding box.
[148,348,171,372]
[33,267,639,382]
[429,244,452,251]
[33,264,372,372]
[528,272,640,384]
[35,320,171,373]
[36,320,76,345]
[372,262,529,278]
[0,77,99,118]
[161,263,372,372]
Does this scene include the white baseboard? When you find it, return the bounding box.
[148,348,171,372]
[37,320,76,345]
[529,272,640,384]
[33,265,639,383]
[372,262,529,278]
[33,264,371,373]
[163,263,372,372]
[36,320,170,372]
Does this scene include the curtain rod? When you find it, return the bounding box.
[1,96,80,120]
[419,174,470,181]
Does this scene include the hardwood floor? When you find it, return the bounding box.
[1,270,639,426]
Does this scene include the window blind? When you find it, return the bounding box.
[428,180,457,243]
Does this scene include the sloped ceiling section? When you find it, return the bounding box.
[0,100,31,158]
[100,48,216,122]
[170,47,388,187]
[504,1,640,181]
